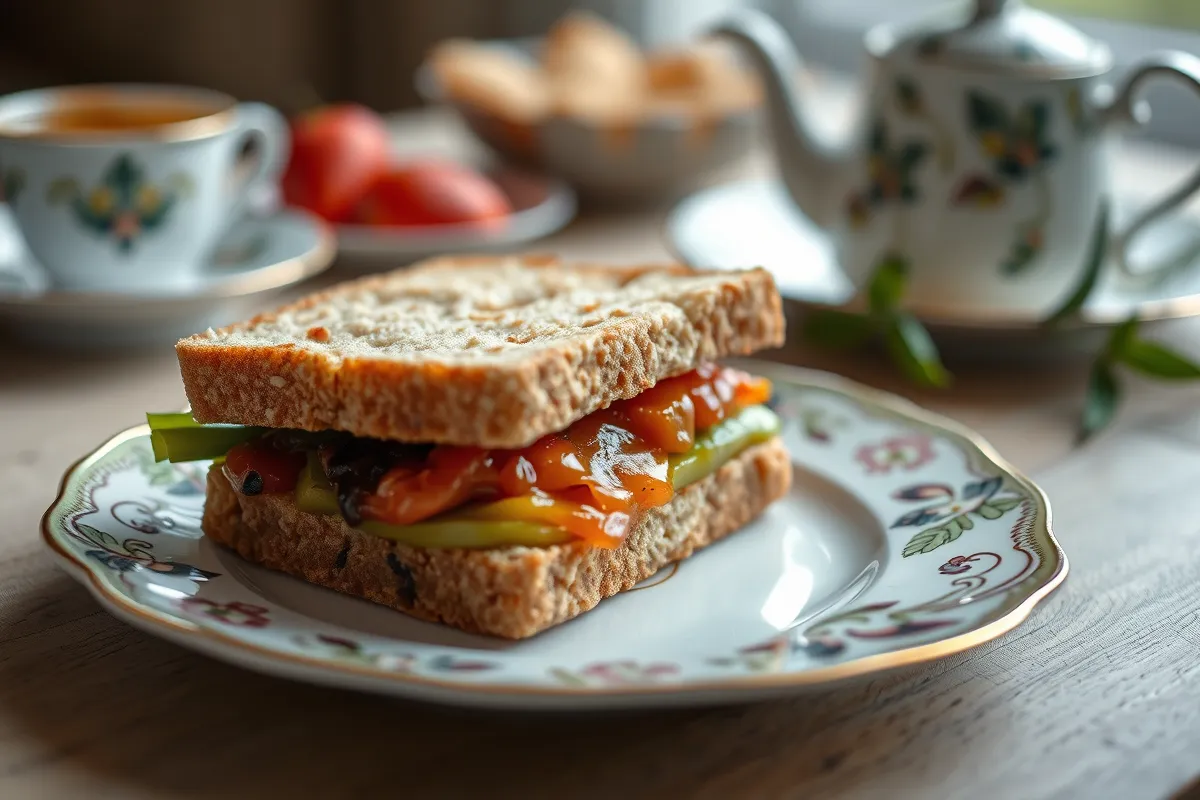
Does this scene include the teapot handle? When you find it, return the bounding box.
[1102,51,1200,281]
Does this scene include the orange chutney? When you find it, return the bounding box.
[227,364,772,548]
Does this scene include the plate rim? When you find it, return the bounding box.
[665,177,1200,332]
[41,364,1068,702]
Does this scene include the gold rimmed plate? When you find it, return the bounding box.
[41,362,1066,710]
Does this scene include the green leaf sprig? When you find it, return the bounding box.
[1043,198,1109,326]
[802,195,1200,443]
[803,253,951,389]
[1044,199,1200,441]
[1078,314,1200,441]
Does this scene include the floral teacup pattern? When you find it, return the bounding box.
[47,154,191,252]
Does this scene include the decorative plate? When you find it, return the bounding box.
[42,362,1066,710]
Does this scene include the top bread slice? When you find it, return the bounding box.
[176,254,785,448]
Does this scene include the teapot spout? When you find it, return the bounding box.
[710,10,851,229]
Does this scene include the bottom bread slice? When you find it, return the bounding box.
[202,437,792,639]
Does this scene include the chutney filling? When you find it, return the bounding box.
[150,364,781,549]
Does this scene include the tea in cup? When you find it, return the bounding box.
[0,84,288,292]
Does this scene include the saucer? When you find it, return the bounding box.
[0,206,334,349]
[334,167,577,270]
[666,179,1200,337]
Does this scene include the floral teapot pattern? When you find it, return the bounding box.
[713,0,1200,318]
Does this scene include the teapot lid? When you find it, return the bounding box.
[871,0,1111,78]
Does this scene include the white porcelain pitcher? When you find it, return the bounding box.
[713,0,1200,317]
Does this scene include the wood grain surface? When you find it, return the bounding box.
[4,110,1200,799]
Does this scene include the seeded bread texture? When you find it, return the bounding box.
[176,254,785,448]
[202,437,792,639]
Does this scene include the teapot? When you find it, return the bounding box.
[712,0,1200,317]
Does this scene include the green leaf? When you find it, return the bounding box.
[106,154,143,203]
[1001,242,1038,275]
[967,90,1008,134]
[869,119,887,154]
[70,195,111,229]
[868,253,908,315]
[76,523,120,550]
[883,312,952,388]
[1106,314,1140,359]
[899,141,930,171]
[975,502,1004,520]
[1044,198,1110,325]
[989,496,1024,513]
[819,601,899,626]
[1080,360,1120,442]
[1118,338,1200,380]
[902,519,965,557]
[1001,226,1043,276]
[896,77,922,114]
[958,514,975,530]
[140,194,176,229]
[801,309,874,350]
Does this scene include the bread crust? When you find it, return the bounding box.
[201,437,792,639]
[176,255,785,448]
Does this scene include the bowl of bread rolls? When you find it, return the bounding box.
[419,12,762,204]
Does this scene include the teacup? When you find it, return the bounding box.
[0,84,287,293]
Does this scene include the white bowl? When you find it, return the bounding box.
[416,38,762,204]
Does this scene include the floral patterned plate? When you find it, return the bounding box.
[42,362,1066,710]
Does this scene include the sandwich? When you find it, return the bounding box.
[154,254,791,639]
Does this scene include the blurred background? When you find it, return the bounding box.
[1,0,1197,146]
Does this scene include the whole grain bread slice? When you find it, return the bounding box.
[202,436,792,639]
[176,254,784,448]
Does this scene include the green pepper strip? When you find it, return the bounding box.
[668,405,782,489]
[360,520,573,548]
[146,412,264,463]
[145,412,202,430]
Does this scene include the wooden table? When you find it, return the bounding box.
[4,110,1200,799]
